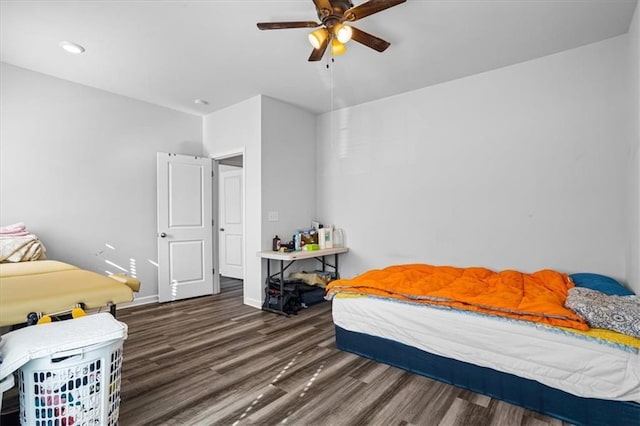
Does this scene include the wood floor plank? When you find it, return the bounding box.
[404,379,461,425]
[363,374,445,425]
[439,397,493,426]
[486,399,526,426]
[174,384,287,426]
[348,360,392,384]
[325,368,412,425]
[248,369,366,425]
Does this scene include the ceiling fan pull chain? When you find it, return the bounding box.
[330,52,334,115]
[329,45,335,143]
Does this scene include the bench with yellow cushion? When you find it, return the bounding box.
[0,260,139,327]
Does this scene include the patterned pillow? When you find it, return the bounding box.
[565,287,640,338]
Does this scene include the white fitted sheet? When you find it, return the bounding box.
[332,295,640,403]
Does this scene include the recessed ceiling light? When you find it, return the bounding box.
[194,99,209,105]
[59,41,85,54]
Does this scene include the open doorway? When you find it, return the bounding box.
[214,153,244,294]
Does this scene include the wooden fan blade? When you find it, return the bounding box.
[344,0,406,22]
[308,37,329,61]
[350,26,390,52]
[257,21,320,30]
[312,0,333,17]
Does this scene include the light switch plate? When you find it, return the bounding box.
[267,211,279,221]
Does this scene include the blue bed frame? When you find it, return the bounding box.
[335,326,640,426]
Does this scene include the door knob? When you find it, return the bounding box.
[160,232,167,238]
[220,228,225,232]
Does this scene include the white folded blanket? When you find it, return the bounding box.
[0,234,47,262]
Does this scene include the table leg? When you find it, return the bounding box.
[265,259,271,309]
[267,259,271,282]
[280,259,285,312]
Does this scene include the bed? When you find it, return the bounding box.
[0,260,140,327]
[327,264,640,426]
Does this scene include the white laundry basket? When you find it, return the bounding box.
[1,373,15,412]
[0,313,127,426]
[18,337,124,426]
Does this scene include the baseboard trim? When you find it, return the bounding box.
[117,294,159,310]
[244,296,262,309]
[117,294,260,310]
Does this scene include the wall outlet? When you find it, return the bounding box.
[267,211,279,221]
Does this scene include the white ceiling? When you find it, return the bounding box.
[1,0,637,116]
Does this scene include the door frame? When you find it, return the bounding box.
[211,148,246,294]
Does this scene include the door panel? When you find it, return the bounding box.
[224,235,242,266]
[219,166,244,279]
[170,240,204,282]
[169,163,204,227]
[157,152,213,302]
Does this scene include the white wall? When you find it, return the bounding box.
[626,3,640,294]
[203,95,316,308]
[261,96,317,250]
[202,95,262,307]
[0,63,203,303]
[261,96,317,281]
[317,35,633,289]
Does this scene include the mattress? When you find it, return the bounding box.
[0,260,136,327]
[332,295,640,403]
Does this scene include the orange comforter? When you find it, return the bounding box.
[326,264,589,330]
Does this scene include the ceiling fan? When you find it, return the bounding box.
[257,0,407,61]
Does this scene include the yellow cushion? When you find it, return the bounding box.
[0,262,134,327]
[109,273,141,292]
[0,260,78,277]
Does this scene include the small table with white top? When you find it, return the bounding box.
[257,247,349,316]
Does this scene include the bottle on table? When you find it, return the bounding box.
[272,235,281,251]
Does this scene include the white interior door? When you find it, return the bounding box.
[219,165,244,279]
[157,152,213,302]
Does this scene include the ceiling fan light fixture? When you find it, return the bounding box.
[334,23,353,44]
[331,39,347,56]
[257,0,407,61]
[308,28,329,49]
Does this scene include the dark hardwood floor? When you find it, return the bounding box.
[2,277,569,425]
